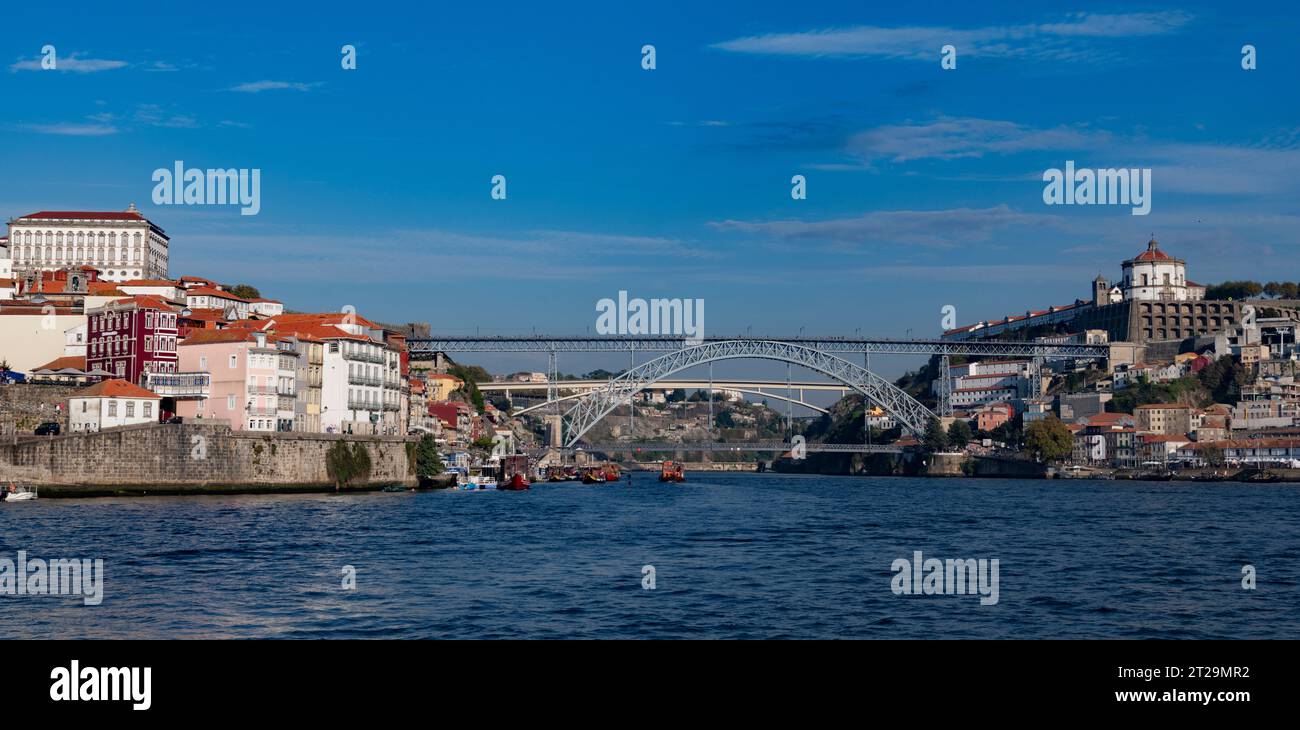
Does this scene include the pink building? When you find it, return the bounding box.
[176,329,281,431]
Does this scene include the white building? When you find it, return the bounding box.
[183,287,250,319]
[249,298,284,317]
[6,205,170,282]
[1120,237,1206,302]
[940,360,1031,409]
[68,379,162,432]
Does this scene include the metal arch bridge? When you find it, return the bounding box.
[408,335,1110,358]
[477,379,846,416]
[504,386,832,416]
[560,340,936,447]
[408,334,1111,435]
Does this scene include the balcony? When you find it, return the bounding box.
[347,400,379,411]
[343,350,385,364]
[247,406,277,417]
[143,372,210,399]
[348,374,381,387]
[247,384,278,395]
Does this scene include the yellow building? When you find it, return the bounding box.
[1134,403,1193,436]
[428,373,463,400]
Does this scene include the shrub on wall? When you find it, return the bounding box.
[326,440,374,490]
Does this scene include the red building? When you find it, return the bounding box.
[86,295,180,385]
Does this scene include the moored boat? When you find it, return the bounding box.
[501,472,531,491]
[659,461,685,483]
[602,463,621,482]
[581,467,606,484]
[2,483,37,501]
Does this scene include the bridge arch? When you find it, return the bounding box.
[562,340,935,447]
[514,387,829,417]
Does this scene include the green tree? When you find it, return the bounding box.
[1024,416,1073,463]
[715,410,735,428]
[1205,280,1264,301]
[923,418,949,454]
[947,419,973,449]
[229,283,261,300]
[1202,444,1226,467]
[411,434,444,479]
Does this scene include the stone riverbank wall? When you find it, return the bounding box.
[0,422,418,497]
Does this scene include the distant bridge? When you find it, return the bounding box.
[410,335,1110,446]
[571,441,903,454]
[409,335,1110,359]
[478,379,850,416]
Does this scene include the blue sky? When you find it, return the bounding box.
[4,2,1299,379]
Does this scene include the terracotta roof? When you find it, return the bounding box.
[269,312,380,328]
[99,294,179,311]
[32,355,87,372]
[74,379,161,399]
[1129,237,1178,263]
[181,329,273,346]
[17,210,145,221]
[184,286,248,301]
[118,279,180,288]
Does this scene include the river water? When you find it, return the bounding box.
[2,473,1297,639]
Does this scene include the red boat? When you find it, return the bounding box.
[602,463,621,482]
[501,472,531,491]
[500,455,531,491]
[659,461,685,483]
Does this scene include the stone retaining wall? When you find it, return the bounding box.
[0,422,417,497]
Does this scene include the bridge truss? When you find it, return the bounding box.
[560,340,937,447]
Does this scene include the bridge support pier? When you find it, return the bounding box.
[938,355,953,418]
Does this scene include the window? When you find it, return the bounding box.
[144,402,152,418]
[108,400,118,417]
[145,336,152,352]
[229,355,238,369]
[126,401,135,418]
[227,395,236,410]
[81,401,87,413]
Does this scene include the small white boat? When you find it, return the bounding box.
[457,475,497,491]
[2,484,37,502]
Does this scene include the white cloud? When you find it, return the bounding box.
[710,204,1058,248]
[712,12,1193,62]
[228,80,322,93]
[9,53,128,73]
[17,123,118,136]
[847,117,1109,162]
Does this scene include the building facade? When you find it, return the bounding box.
[86,296,180,385]
[6,206,170,282]
[69,379,162,432]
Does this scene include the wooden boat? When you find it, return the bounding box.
[501,472,531,491]
[581,467,606,484]
[659,461,685,483]
[602,463,621,482]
